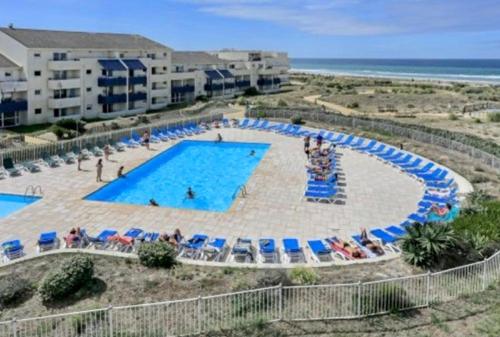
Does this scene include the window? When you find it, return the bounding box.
[34,89,41,95]
[34,108,42,115]
[86,87,92,92]
[120,53,125,58]
[34,53,41,57]
[5,72,11,77]
[86,104,92,110]
[53,52,67,61]
[53,109,60,117]
[34,70,41,77]
[86,69,92,75]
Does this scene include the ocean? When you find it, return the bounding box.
[290,58,500,83]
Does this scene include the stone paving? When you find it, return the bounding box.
[0,126,457,264]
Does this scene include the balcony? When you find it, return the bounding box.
[204,83,224,91]
[151,73,169,82]
[0,100,27,113]
[0,81,28,93]
[129,76,147,86]
[98,94,127,105]
[98,77,127,87]
[236,80,251,88]
[257,78,273,86]
[48,78,81,90]
[48,96,81,109]
[151,88,170,98]
[48,60,81,71]
[273,78,281,85]
[224,82,235,89]
[129,92,147,102]
[150,59,168,67]
[171,85,195,95]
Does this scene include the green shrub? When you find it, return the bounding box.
[277,98,288,107]
[195,95,209,102]
[52,125,66,139]
[448,113,459,121]
[358,284,413,314]
[256,270,292,288]
[137,242,177,268]
[243,87,260,96]
[256,111,267,119]
[487,112,500,122]
[55,118,86,133]
[289,267,319,285]
[290,114,303,125]
[0,275,32,308]
[39,256,94,302]
[452,200,500,243]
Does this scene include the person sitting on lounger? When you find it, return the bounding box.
[64,228,81,248]
[186,187,195,199]
[173,228,184,244]
[159,233,178,247]
[149,199,159,206]
[360,228,384,256]
[430,203,452,217]
[343,242,363,259]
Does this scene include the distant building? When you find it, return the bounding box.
[0,27,289,127]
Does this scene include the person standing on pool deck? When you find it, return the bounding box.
[216,133,223,142]
[77,152,83,171]
[143,131,150,150]
[117,166,125,178]
[96,159,103,182]
[186,187,195,199]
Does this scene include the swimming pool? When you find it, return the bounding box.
[86,140,270,212]
[0,193,41,218]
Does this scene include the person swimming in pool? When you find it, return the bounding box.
[149,198,159,206]
[249,150,255,156]
[186,187,195,199]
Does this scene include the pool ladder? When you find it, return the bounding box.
[24,185,43,198]
[233,184,248,199]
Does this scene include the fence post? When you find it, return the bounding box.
[426,271,431,306]
[357,281,362,317]
[278,283,283,321]
[108,305,113,337]
[482,259,488,291]
[11,318,17,337]
[197,295,202,334]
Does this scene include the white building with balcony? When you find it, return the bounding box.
[0,27,289,127]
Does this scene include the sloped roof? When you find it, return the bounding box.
[0,27,170,50]
[0,53,18,68]
[172,51,224,65]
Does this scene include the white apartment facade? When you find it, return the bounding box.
[0,27,289,127]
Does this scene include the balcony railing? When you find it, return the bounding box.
[129,92,147,101]
[98,94,127,105]
[0,81,28,92]
[235,80,251,88]
[98,77,127,87]
[171,85,195,95]
[224,82,235,89]
[48,96,81,109]
[0,100,27,113]
[204,83,224,91]
[257,79,273,86]
[129,76,147,86]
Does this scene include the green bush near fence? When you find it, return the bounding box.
[39,256,94,302]
[0,274,33,308]
[137,242,177,269]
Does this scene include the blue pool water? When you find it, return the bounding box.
[85,140,270,212]
[0,193,41,218]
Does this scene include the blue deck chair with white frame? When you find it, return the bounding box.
[258,238,278,263]
[238,118,250,128]
[354,139,376,151]
[231,238,255,263]
[307,240,332,262]
[282,238,304,263]
[367,144,386,155]
[180,234,208,259]
[88,229,117,249]
[202,237,228,261]
[369,229,401,253]
[385,226,407,237]
[37,231,59,253]
[1,239,25,262]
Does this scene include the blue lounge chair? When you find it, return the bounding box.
[391,154,412,165]
[426,179,455,190]
[376,148,395,160]
[384,152,404,162]
[399,158,423,170]
[142,232,159,242]
[3,158,23,176]
[120,137,140,148]
[238,119,250,128]
[267,123,285,132]
[338,135,355,147]
[408,213,427,224]
[89,229,117,249]
[307,240,332,262]
[1,240,24,262]
[367,144,386,155]
[348,137,364,148]
[249,120,266,129]
[124,228,143,239]
[355,139,377,151]
[222,118,230,127]
[255,120,269,130]
[305,190,337,203]
[385,226,407,237]
[282,238,303,263]
[258,238,278,263]
[370,229,398,245]
[407,162,434,175]
[351,235,378,258]
[37,231,59,252]
[328,133,345,143]
[202,238,227,261]
[181,234,208,259]
[246,119,260,129]
[231,238,255,263]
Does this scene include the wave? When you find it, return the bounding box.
[290,68,500,83]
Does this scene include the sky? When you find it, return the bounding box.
[1,0,500,58]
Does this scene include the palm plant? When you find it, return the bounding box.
[399,223,457,269]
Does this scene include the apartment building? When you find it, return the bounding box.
[0,27,289,127]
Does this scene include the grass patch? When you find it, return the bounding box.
[8,123,52,134]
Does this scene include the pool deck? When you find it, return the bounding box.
[0,126,470,265]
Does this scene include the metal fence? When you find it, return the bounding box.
[1,251,499,336]
[0,113,222,164]
[246,107,500,171]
